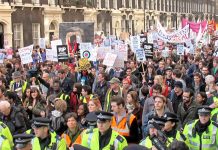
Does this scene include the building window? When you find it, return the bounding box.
[32,23,40,46]
[13,23,23,48]
[122,0,126,7]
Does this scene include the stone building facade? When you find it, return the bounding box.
[0,0,216,48]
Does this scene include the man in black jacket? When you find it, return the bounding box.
[0,100,27,135]
[58,69,74,94]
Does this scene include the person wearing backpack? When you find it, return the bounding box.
[110,96,139,143]
[50,99,67,135]
[0,100,27,135]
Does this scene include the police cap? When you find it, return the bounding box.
[14,133,34,149]
[197,105,212,115]
[148,116,165,128]
[32,117,50,128]
[85,112,97,126]
[163,112,179,122]
[95,111,113,122]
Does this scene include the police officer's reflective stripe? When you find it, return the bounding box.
[55,136,60,150]
[0,136,3,149]
[113,139,119,150]
[87,132,94,148]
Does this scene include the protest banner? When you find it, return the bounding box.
[182,18,207,33]
[156,22,190,43]
[46,49,53,61]
[113,58,125,68]
[51,40,62,62]
[59,22,94,45]
[57,45,69,62]
[103,53,117,67]
[97,46,112,60]
[143,43,154,59]
[39,38,46,49]
[0,53,4,63]
[130,36,140,52]
[177,44,185,55]
[136,48,146,62]
[18,45,33,64]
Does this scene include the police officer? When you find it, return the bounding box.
[140,116,169,149]
[0,121,13,148]
[163,112,181,140]
[31,117,67,150]
[80,111,128,150]
[183,105,218,150]
[14,133,34,150]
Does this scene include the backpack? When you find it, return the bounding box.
[11,106,30,129]
[50,114,65,132]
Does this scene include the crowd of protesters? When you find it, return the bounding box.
[0,41,217,150]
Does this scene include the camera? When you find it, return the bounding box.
[150,135,167,150]
[27,68,39,78]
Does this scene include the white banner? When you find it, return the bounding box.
[156,22,190,43]
[51,40,62,62]
[18,45,33,64]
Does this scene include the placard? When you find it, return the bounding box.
[97,46,112,60]
[39,38,46,49]
[57,45,69,62]
[136,48,146,62]
[130,36,140,52]
[143,43,153,59]
[177,44,185,55]
[0,53,5,63]
[18,45,33,64]
[51,40,62,62]
[114,43,128,61]
[46,49,53,61]
[103,53,117,67]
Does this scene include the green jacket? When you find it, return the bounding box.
[183,119,218,150]
[32,131,66,150]
[81,128,128,150]
[0,121,13,148]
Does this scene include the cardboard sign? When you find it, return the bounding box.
[143,43,153,59]
[114,43,128,61]
[130,36,140,52]
[57,45,69,62]
[46,49,53,61]
[103,53,117,67]
[18,45,33,64]
[6,48,13,59]
[136,48,146,62]
[177,44,185,55]
[147,33,154,44]
[51,40,62,62]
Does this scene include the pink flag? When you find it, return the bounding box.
[182,18,207,33]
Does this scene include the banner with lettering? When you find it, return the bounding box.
[18,45,33,64]
[156,22,190,43]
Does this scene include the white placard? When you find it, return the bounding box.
[103,53,117,67]
[97,46,112,60]
[130,36,140,52]
[177,44,184,55]
[0,53,5,63]
[147,33,154,44]
[18,45,33,64]
[162,50,169,58]
[46,49,54,61]
[39,38,46,49]
[51,40,62,62]
[114,43,128,61]
[136,48,146,62]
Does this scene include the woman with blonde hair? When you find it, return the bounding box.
[150,75,169,97]
[87,94,102,112]
[205,75,216,97]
